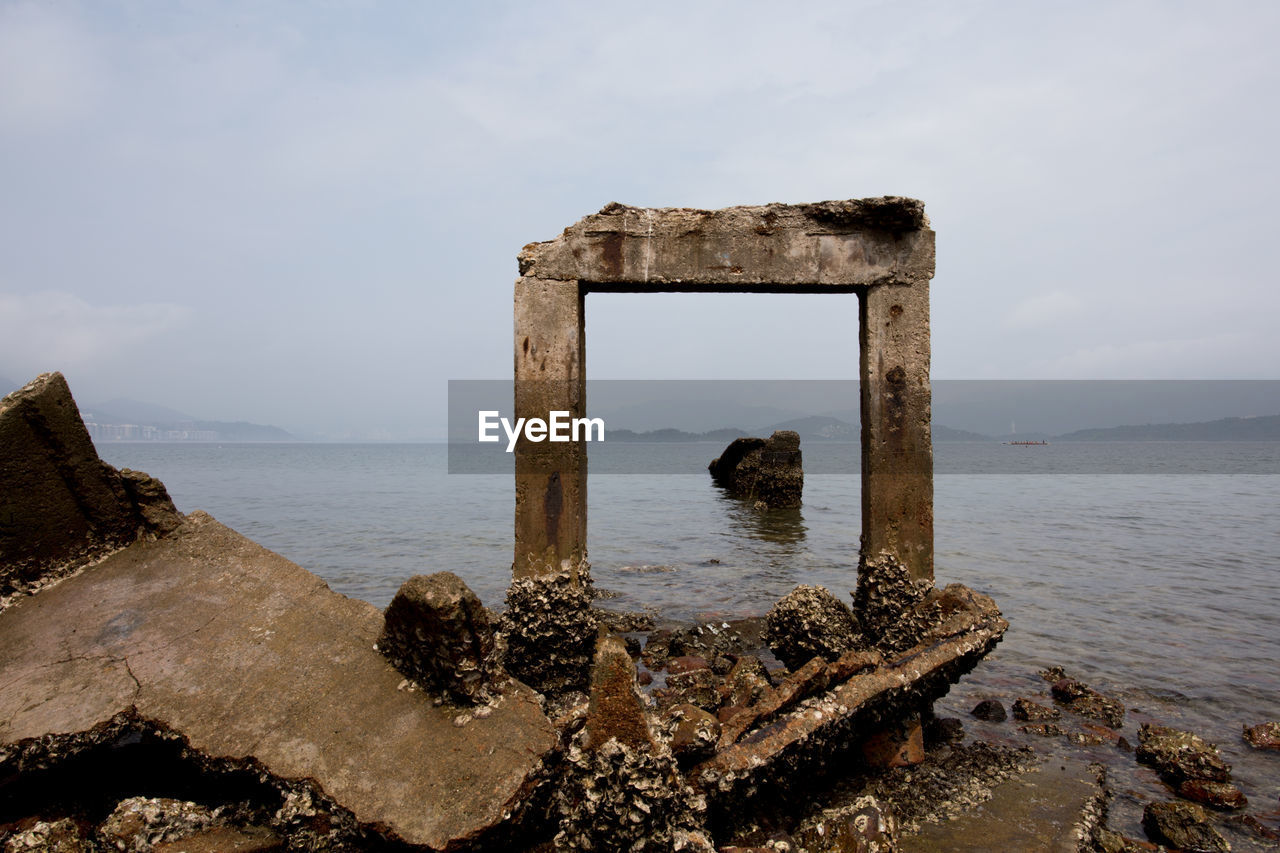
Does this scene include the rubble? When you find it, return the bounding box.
[1136,724,1232,785]
[377,571,501,704]
[708,430,804,509]
[1050,677,1126,728]
[1011,697,1060,722]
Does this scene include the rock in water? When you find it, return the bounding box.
[971,699,1007,722]
[1136,723,1232,784]
[498,571,597,695]
[1142,801,1230,852]
[708,430,803,508]
[1243,720,1280,750]
[378,572,499,704]
[765,584,862,670]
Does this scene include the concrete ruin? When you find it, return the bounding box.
[513,198,936,584]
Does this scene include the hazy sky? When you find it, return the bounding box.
[2,1,1276,438]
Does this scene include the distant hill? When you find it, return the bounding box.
[0,375,18,396]
[935,424,996,442]
[82,396,295,442]
[763,415,857,440]
[607,427,747,443]
[1057,414,1280,441]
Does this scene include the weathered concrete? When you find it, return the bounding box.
[512,198,937,590]
[859,279,933,582]
[513,277,587,581]
[0,512,557,850]
[518,199,934,288]
[0,372,182,597]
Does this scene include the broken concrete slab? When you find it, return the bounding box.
[0,372,181,598]
[764,584,861,671]
[691,587,1007,826]
[0,512,556,850]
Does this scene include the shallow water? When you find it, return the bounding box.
[97,441,1280,840]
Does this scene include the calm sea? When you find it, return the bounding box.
[96,441,1280,838]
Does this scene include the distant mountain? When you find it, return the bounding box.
[86,398,195,424]
[934,424,995,442]
[1057,414,1280,441]
[82,397,295,442]
[607,427,747,443]
[0,375,19,396]
[764,415,857,440]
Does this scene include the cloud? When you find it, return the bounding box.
[0,3,100,132]
[1004,291,1083,330]
[0,291,192,377]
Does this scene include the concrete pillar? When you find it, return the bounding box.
[858,280,933,582]
[513,276,588,583]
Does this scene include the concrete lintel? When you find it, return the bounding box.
[519,199,935,288]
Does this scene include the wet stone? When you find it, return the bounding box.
[498,571,597,695]
[1243,720,1280,750]
[1011,697,1060,722]
[667,655,711,675]
[1177,778,1248,811]
[1020,722,1068,737]
[1051,678,1125,728]
[1136,723,1232,785]
[970,699,1007,722]
[1142,800,1230,852]
[377,571,498,705]
[765,585,862,671]
[663,668,722,713]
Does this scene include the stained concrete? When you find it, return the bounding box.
[0,512,557,850]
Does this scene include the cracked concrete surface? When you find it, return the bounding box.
[0,511,557,849]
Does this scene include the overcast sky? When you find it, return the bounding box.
[2,1,1276,438]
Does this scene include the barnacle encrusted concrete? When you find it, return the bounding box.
[512,198,936,583]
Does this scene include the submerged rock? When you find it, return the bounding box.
[765,584,862,670]
[708,430,803,509]
[377,571,499,705]
[1011,697,1060,722]
[1142,800,1230,852]
[498,571,597,695]
[1051,678,1125,729]
[1242,720,1280,750]
[970,699,1007,722]
[1136,723,1232,785]
[1177,778,1248,811]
